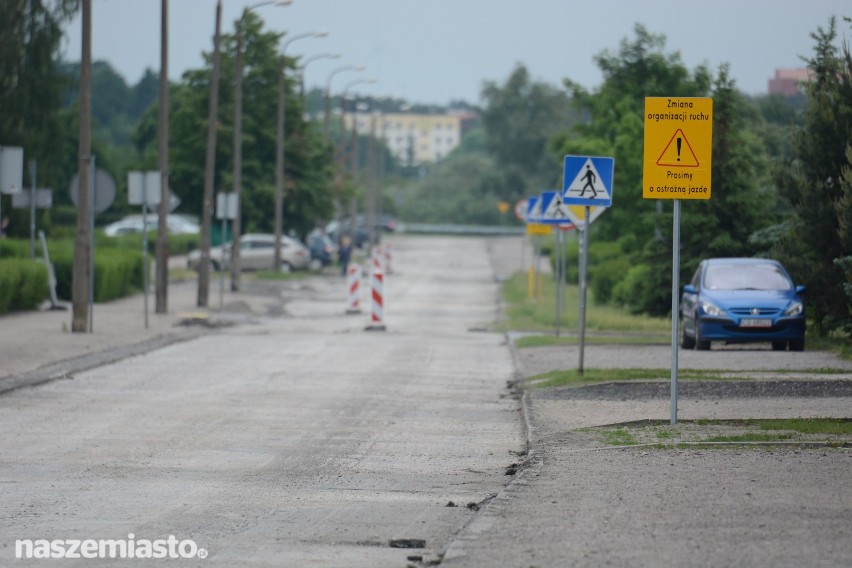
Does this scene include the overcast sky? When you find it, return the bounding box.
[62,0,850,106]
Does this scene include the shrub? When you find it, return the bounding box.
[0,259,49,313]
[612,263,653,314]
[591,256,633,304]
[51,247,144,303]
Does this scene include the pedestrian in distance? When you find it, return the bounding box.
[338,235,352,277]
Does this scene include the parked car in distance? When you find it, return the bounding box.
[186,233,310,272]
[103,214,200,237]
[680,258,806,351]
[306,229,338,268]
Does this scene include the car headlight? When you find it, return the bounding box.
[700,300,725,317]
[784,301,803,317]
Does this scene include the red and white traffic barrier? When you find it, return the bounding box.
[366,269,386,331]
[371,245,384,274]
[384,243,393,274]
[345,264,361,314]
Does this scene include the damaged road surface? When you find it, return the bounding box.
[0,237,523,567]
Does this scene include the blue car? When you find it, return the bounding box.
[680,258,806,351]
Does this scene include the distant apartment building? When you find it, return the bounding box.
[768,68,813,97]
[343,111,476,166]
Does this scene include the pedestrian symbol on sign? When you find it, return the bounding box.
[580,166,597,197]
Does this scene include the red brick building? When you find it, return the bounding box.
[768,68,813,97]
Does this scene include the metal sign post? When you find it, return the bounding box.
[538,190,576,336]
[643,97,713,425]
[88,158,96,333]
[671,200,681,423]
[128,171,161,329]
[562,155,614,376]
[215,192,238,309]
[12,183,53,260]
[29,160,36,258]
[578,207,591,374]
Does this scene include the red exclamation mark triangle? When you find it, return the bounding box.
[657,129,699,167]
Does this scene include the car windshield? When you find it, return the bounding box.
[704,264,792,291]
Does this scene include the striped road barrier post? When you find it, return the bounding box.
[384,243,392,274]
[372,245,384,274]
[345,264,361,314]
[365,269,386,331]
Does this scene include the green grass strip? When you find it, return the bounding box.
[523,367,851,389]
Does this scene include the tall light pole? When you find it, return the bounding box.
[338,78,376,233]
[274,30,327,269]
[73,0,92,332]
[299,52,341,104]
[197,0,223,308]
[324,64,364,136]
[155,0,169,314]
[232,0,291,291]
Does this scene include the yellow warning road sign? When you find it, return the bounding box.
[526,223,552,236]
[643,97,713,200]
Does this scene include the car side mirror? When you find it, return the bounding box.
[683,284,696,294]
[795,285,806,294]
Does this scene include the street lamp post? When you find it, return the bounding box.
[155,0,169,314]
[337,77,376,235]
[232,0,290,291]
[299,52,341,104]
[198,0,223,308]
[323,64,364,136]
[274,31,327,269]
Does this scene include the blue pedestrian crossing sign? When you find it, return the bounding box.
[562,155,614,207]
[526,195,541,222]
[538,191,574,225]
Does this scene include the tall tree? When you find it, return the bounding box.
[0,0,80,197]
[557,24,712,245]
[775,16,852,334]
[133,13,334,238]
[481,64,579,196]
[638,65,774,315]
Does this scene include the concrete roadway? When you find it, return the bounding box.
[0,236,524,566]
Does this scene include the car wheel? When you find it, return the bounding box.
[771,341,787,351]
[789,338,805,352]
[680,319,695,349]
[695,322,711,351]
[280,261,293,273]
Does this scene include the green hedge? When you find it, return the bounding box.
[3,236,175,306]
[0,259,49,314]
[551,237,631,303]
[51,247,145,303]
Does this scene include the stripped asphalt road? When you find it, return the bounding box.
[0,236,523,566]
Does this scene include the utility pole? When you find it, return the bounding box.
[274,54,285,269]
[155,0,170,314]
[198,0,222,308]
[348,114,359,240]
[72,0,92,333]
[231,11,246,290]
[367,115,377,248]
